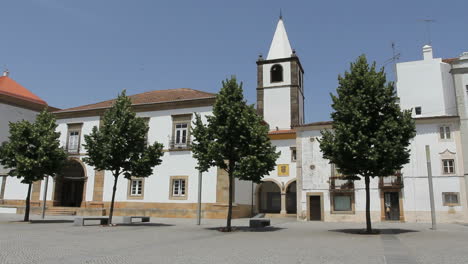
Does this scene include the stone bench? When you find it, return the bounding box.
[74,217,109,226]
[123,216,150,224]
[249,215,270,228]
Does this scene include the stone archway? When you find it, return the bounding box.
[53,159,86,207]
[257,181,282,213]
[286,180,297,214]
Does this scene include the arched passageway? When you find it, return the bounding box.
[258,181,281,213]
[286,181,297,214]
[54,159,86,207]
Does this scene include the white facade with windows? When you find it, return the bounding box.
[1,18,467,223]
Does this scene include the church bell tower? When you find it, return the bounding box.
[256,17,305,130]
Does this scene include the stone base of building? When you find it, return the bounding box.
[297,210,468,223]
[2,200,253,219]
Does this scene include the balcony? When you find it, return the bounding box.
[329,177,354,192]
[379,174,403,189]
[169,139,191,151]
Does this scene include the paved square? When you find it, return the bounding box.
[0,214,467,264]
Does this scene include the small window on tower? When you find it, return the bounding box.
[415,106,422,116]
[270,64,283,83]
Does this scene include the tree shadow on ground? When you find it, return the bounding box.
[115,223,174,227]
[29,220,74,224]
[205,226,285,233]
[329,228,419,235]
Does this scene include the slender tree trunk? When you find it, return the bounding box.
[365,175,372,233]
[108,174,119,225]
[226,173,233,232]
[24,183,32,222]
[226,161,234,232]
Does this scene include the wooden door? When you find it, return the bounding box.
[309,196,322,221]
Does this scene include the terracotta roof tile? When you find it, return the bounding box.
[442,58,458,64]
[0,76,47,105]
[268,129,295,135]
[294,121,333,127]
[55,88,216,113]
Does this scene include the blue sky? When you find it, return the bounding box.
[1,0,467,122]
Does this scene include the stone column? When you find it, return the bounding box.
[280,192,287,215]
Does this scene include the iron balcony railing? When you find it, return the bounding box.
[329,176,354,191]
[169,139,191,150]
[379,174,404,188]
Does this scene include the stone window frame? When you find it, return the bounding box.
[438,125,452,141]
[66,123,83,154]
[442,192,460,206]
[330,192,355,214]
[170,114,192,150]
[442,159,455,175]
[440,149,456,175]
[169,176,188,200]
[270,64,283,83]
[290,147,297,162]
[127,177,145,200]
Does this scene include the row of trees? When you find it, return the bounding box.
[0,78,278,229]
[0,56,415,233]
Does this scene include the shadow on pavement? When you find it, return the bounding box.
[329,228,419,235]
[29,220,74,224]
[116,223,174,227]
[205,226,286,233]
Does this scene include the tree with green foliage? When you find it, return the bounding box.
[319,55,416,233]
[83,91,164,225]
[0,109,67,221]
[191,76,279,232]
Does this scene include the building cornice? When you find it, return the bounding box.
[0,93,59,112]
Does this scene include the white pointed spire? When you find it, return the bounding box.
[266,18,293,60]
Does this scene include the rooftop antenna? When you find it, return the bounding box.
[421,19,436,45]
[382,41,401,68]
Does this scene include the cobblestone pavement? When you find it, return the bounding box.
[0,213,467,264]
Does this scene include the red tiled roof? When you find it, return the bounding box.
[442,58,458,64]
[55,88,216,113]
[0,76,47,105]
[268,129,295,135]
[294,121,333,127]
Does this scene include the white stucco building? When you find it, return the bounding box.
[1,18,467,223]
[0,71,56,212]
[291,46,468,223]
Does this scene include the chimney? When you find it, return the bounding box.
[2,69,9,77]
[423,45,433,60]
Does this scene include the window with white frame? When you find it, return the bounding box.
[67,123,82,153]
[442,159,455,174]
[171,114,192,149]
[439,126,451,140]
[175,123,188,145]
[130,179,143,196]
[67,131,80,153]
[442,192,459,206]
[172,178,186,197]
